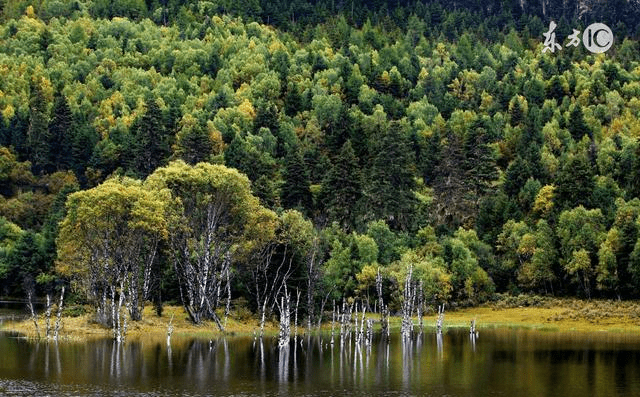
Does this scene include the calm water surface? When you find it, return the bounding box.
[2,317,640,396]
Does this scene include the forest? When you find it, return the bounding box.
[2,0,640,330]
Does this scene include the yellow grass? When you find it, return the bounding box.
[1,305,279,342]
[4,298,640,342]
[443,298,640,333]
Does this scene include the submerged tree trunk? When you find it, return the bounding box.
[376,268,389,339]
[278,288,291,348]
[306,237,321,333]
[45,294,52,339]
[436,304,445,334]
[27,289,40,339]
[54,286,65,341]
[401,265,415,339]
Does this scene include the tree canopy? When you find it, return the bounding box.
[3,0,640,324]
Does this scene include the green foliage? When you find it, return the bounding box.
[2,0,640,308]
[321,140,362,230]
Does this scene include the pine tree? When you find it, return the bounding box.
[70,124,98,182]
[132,97,169,177]
[27,83,51,175]
[48,94,73,172]
[568,105,591,141]
[417,129,441,185]
[322,140,362,231]
[433,129,472,228]
[174,119,213,165]
[282,148,312,212]
[364,121,417,231]
[556,153,595,210]
[5,231,46,296]
[504,156,533,198]
[464,120,498,197]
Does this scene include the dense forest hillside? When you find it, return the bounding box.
[2,0,640,327]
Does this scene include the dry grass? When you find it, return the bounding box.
[442,297,640,333]
[4,297,640,341]
[1,305,279,342]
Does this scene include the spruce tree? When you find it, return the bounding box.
[504,156,533,198]
[464,120,498,197]
[556,153,595,210]
[132,97,168,177]
[322,140,362,231]
[48,94,73,172]
[175,120,213,165]
[568,105,591,141]
[365,121,417,231]
[282,148,312,212]
[433,129,471,228]
[70,124,98,182]
[27,83,51,175]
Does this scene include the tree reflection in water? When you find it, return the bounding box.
[4,329,640,396]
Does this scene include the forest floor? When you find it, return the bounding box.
[3,296,640,341]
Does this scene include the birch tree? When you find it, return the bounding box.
[146,160,272,327]
[241,209,311,336]
[56,177,167,328]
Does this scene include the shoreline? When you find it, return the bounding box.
[3,298,640,341]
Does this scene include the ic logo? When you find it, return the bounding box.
[583,23,613,53]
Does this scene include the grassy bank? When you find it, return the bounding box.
[1,305,280,341]
[3,297,640,341]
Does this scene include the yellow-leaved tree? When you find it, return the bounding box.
[145,160,275,327]
[56,177,168,339]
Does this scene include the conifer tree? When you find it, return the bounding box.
[504,156,533,198]
[433,129,471,228]
[556,153,595,210]
[132,97,169,177]
[48,94,73,172]
[282,148,312,212]
[365,121,417,231]
[28,83,51,175]
[568,105,591,141]
[464,120,498,197]
[322,140,362,231]
[174,118,213,165]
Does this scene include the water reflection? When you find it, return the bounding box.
[2,328,640,396]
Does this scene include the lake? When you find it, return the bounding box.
[2,315,640,396]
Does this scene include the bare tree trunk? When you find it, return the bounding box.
[278,288,291,348]
[294,288,301,338]
[306,237,320,333]
[358,304,366,345]
[376,268,389,338]
[116,282,125,342]
[167,314,174,347]
[259,297,268,338]
[45,294,52,339]
[354,302,360,344]
[54,286,65,341]
[401,266,415,339]
[256,245,292,337]
[27,290,40,339]
[111,285,117,339]
[224,266,231,328]
[316,286,334,330]
[123,285,131,340]
[417,281,424,333]
[330,300,336,345]
[127,271,141,321]
[436,304,445,334]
